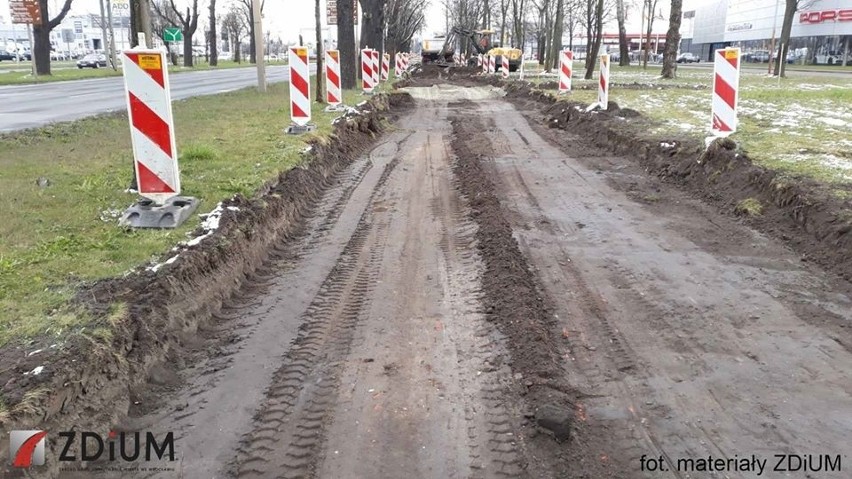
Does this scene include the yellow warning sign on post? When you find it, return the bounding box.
[139,54,162,70]
[294,47,308,57]
[724,49,739,60]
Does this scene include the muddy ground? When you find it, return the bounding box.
[3,69,852,478]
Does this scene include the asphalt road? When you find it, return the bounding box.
[0,65,299,132]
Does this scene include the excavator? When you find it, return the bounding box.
[422,27,523,72]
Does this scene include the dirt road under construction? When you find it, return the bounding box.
[116,80,852,478]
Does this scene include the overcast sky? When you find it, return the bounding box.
[1,0,661,44]
[0,0,446,43]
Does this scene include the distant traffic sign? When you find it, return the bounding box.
[326,0,358,25]
[163,28,183,43]
[9,0,43,25]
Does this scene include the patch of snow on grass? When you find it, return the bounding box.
[817,117,847,127]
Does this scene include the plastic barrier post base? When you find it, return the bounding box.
[324,104,347,112]
[286,123,318,135]
[120,196,200,229]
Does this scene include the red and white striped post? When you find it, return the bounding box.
[120,48,200,228]
[489,55,496,74]
[325,49,342,108]
[711,47,741,137]
[395,53,402,76]
[481,55,488,74]
[382,52,390,81]
[371,49,380,85]
[501,56,510,79]
[559,50,573,93]
[597,53,610,110]
[121,49,180,205]
[287,46,315,133]
[477,54,482,68]
[402,53,409,70]
[361,49,375,94]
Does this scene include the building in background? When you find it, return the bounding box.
[681,0,851,64]
[1,0,131,59]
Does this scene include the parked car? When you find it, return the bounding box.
[50,50,67,61]
[77,53,107,68]
[745,50,770,63]
[815,51,844,65]
[676,52,699,63]
[0,50,16,61]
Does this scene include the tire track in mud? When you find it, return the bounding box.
[429,149,527,478]
[233,159,399,479]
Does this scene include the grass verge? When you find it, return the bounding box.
[0,82,363,347]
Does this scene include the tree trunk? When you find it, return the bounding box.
[616,0,629,66]
[234,33,241,63]
[131,0,153,48]
[209,0,218,66]
[584,0,603,79]
[338,0,357,89]
[773,0,796,77]
[660,0,681,78]
[248,6,256,64]
[183,33,193,66]
[643,1,652,69]
[315,0,324,102]
[33,0,74,75]
[500,0,508,45]
[542,0,551,66]
[359,0,385,61]
[512,0,526,50]
[549,0,563,71]
[32,23,51,74]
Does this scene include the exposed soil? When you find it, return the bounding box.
[0,92,413,477]
[3,71,851,479]
[501,81,852,285]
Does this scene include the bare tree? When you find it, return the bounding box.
[660,0,681,78]
[386,0,427,55]
[237,0,264,63]
[564,0,581,50]
[151,0,181,64]
[531,0,548,64]
[641,0,660,68]
[616,0,629,66]
[360,0,386,60]
[165,0,200,67]
[546,0,564,70]
[511,0,528,50]
[338,0,357,89]
[32,0,75,74]
[499,0,510,46]
[221,5,245,63]
[583,0,604,79]
[209,0,218,66]
[773,0,816,77]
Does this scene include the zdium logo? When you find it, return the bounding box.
[10,430,47,468]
